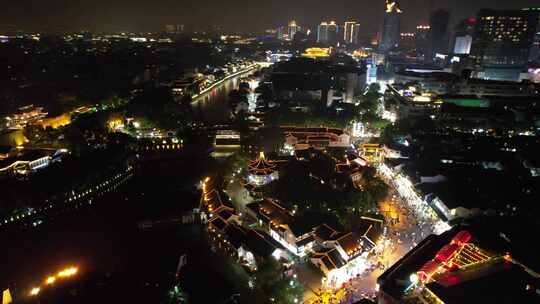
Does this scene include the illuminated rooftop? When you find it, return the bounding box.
[377,223,540,304]
[301,47,331,59]
[385,0,402,13]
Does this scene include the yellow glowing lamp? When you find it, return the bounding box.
[2,289,12,304]
[45,276,56,285]
[57,267,78,278]
[29,287,40,296]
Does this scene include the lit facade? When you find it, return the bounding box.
[247,152,278,187]
[4,105,48,130]
[379,0,402,53]
[377,226,540,304]
[343,21,360,45]
[360,143,385,163]
[301,47,331,59]
[318,21,338,44]
[310,222,381,288]
[283,127,350,150]
[288,20,300,41]
[277,20,302,41]
[472,9,540,80]
[453,35,472,54]
[317,22,328,43]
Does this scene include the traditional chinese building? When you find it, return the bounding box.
[247,152,279,187]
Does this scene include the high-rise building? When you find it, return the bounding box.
[379,0,402,53]
[164,24,185,34]
[327,21,339,45]
[451,17,476,55]
[343,22,360,45]
[471,9,540,80]
[317,22,329,43]
[317,21,338,45]
[428,9,450,58]
[353,24,361,44]
[415,25,431,57]
[277,20,302,41]
[343,22,356,44]
[525,7,540,62]
[288,20,300,41]
[277,26,286,40]
[399,32,415,50]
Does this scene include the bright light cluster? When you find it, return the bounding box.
[28,266,80,297]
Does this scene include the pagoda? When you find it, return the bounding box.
[247,152,278,186]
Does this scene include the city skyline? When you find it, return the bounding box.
[1,0,540,303]
[1,0,539,33]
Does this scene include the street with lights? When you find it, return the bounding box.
[300,146,451,303]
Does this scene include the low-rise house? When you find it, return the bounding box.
[282,126,350,150]
[208,218,285,271]
[310,219,382,287]
[246,199,329,256]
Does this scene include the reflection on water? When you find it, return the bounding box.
[0,157,232,303]
[191,71,256,125]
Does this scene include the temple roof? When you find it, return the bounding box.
[248,152,277,176]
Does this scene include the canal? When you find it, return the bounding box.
[191,68,257,125]
[0,70,255,304]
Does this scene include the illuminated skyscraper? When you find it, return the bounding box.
[288,20,300,41]
[379,0,402,53]
[354,24,361,44]
[164,24,185,34]
[317,22,328,43]
[318,21,338,45]
[344,22,355,43]
[277,26,286,40]
[277,20,302,41]
[451,17,476,55]
[328,21,339,45]
[415,25,431,57]
[472,9,539,80]
[344,21,360,45]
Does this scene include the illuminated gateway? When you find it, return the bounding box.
[377,226,540,304]
[247,152,278,186]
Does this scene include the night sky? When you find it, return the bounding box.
[0,0,539,34]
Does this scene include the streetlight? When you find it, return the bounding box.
[29,287,40,296]
[45,276,56,285]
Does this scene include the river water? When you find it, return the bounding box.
[0,73,250,303]
[191,68,256,125]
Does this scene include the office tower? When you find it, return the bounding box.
[344,22,355,44]
[344,22,360,45]
[164,24,185,34]
[472,9,540,80]
[288,20,300,41]
[328,21,339,45]
[524,7,540,61]
[277,26,286,40]
[317,22,329,43]
[399,32,415,50]
[277,20,302,41]
[451,17,476,54]
[353,24,361,44]
[379,0,402,53]
[428,9,450,58]
[415,25,431,57]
